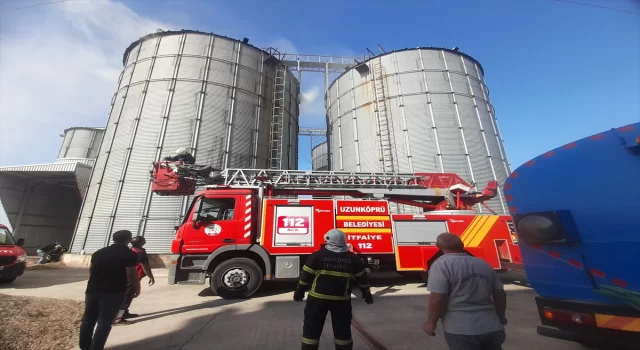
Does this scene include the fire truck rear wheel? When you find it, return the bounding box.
[210,258,263,299]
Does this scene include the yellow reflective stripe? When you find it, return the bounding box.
[318,270,352,278]
[354,269,367,277]
[336,216,389,221]
[302,337,319,345]
[309,291,351,301]
[335,338,353,345]
[303,265,316,274]
[298,280,309,286]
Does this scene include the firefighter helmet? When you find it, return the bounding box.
[176,148,188,156]
[324,229,349,253]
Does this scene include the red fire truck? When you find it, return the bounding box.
[152,164,521,298]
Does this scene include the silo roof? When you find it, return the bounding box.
[328,47,486,89]
[62,126,105,133]
[122,29,271,66]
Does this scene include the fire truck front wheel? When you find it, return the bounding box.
[210,258,263,299]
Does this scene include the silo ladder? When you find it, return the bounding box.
[371,57,397,173]
[269,66,287,169]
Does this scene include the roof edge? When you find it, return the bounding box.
[123,30,270,66]
[63,126,105,133]
[328,47,486,90]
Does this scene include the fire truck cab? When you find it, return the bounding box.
[154,167,521,298]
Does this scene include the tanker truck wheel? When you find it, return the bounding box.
[210,258,263,299]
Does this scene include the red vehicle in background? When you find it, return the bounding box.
[0,224,27,284]
[152,165,521,298]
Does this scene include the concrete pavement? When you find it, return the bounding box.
[1,268,594,349]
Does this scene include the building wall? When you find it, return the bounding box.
[0,174,82,254]
[72,31,300,254]
[326,48,510,213]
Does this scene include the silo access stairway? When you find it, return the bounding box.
[150,162,499,211]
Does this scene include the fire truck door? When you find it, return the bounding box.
[182,197,240,253]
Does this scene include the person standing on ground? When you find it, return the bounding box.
[114,235,155,324]
[424,232,508,350]
[79,230,140,350]
[36,241,59,264]
[293,229,374,350]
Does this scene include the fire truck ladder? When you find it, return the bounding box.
[269,64,287,170]
[153,165,497,210]
[371,57,397,173]
[203,168,494,206]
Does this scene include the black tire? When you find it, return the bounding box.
[419,271,429,284]
[0,277,17,284]
[210,258,263,299]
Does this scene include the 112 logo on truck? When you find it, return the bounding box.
[277,216,310,235]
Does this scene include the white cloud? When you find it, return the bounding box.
[263,37,327,121]
[267,38,298,54]
[0,0,176,166]
[301,86,320,112]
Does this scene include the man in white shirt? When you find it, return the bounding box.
[424,233,508,350]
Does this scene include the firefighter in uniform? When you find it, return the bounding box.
[294,229,374,350]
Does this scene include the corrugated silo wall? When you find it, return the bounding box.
[57,127,105,160]
[326,49,510,213]
[312,142,329,171]
[72,31,299,253]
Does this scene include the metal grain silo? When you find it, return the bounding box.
[71,30,299,253]
[311,142,329,171]
[57,127,104,161]
[326,48,509,213]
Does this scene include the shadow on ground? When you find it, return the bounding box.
[108,287,596,350]
[0,267,88,289]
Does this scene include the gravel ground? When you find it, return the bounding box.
[0,293,84,350]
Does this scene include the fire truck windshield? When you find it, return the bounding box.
[198,198,236,221]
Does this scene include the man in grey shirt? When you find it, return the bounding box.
[424,233,508,350]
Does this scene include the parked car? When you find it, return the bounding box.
[0,224,26,283]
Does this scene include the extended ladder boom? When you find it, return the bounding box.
[151,162,497,211]
[214,168,446,189]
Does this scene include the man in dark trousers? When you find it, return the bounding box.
[114,235,155,324]
[424,233,508,350]
[79,230,141,350]
[294,229,374,350]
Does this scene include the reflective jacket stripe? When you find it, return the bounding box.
[309,291,351,301]
[303,265,316,274]
[317,270,352,278]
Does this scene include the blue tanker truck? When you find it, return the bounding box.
[504,122,640,349]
